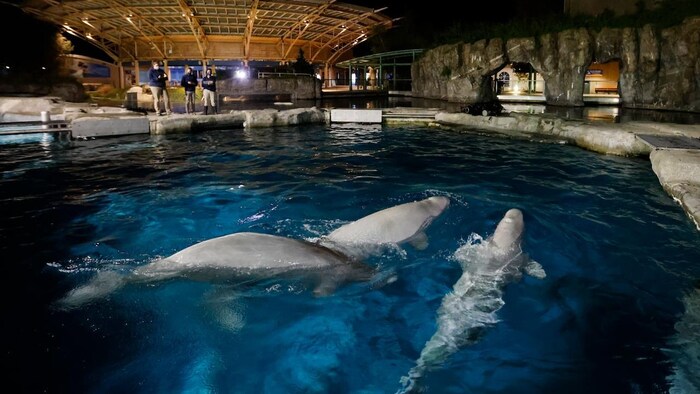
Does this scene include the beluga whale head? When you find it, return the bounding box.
[491,208,524,251]
[479,208,528,278]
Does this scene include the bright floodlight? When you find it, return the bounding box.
[235,69,248,79]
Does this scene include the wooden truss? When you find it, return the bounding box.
[21,0,395,64]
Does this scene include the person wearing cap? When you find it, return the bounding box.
[180,66,198,114]
[201,68,217,115]
[148,61,171,116]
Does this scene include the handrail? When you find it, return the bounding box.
[257,72,311,78]
[335,49,424,68]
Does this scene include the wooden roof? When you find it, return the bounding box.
[20,0,394,64]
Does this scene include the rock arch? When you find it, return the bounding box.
[412,16,700,113]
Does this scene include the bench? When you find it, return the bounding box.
[595,87,618,94]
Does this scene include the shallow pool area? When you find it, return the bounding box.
[2,123,700,393]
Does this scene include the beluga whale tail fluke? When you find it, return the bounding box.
[56,270,127,310]
[320,195,450,258]
[397,208,545,394]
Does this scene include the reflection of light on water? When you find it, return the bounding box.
[667,287,700,393]
[586,106,619,122]
[40,132,54,150]
[183,349,222,392]
[503,103,621,122]
[329,123,382,146]
[326,124,383,160]
[330,122,382,133]
[503,103,546,115]
[0,133,54,145]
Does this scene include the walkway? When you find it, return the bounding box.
[0,120,70,136]
[637,134,700,150]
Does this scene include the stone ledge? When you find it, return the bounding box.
[649,149,700,231]
[72,116,149,138]
[150,107,327,134]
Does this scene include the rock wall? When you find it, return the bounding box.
[217,75,322,100]
[412,16,700,112]
[0,79,86,102]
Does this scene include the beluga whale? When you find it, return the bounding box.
[320,195,450,258]
[56,232,375,310]
[397,208,546,393]
[56,196,450,310]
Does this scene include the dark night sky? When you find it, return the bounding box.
[354,0,565,24]
[0,1,66,68]
[351,0,566,55]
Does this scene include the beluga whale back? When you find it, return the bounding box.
[397,208,546,393]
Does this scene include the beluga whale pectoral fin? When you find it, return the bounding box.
[524,260,546,279]
[313,277,340,297]
[407,231,429,250]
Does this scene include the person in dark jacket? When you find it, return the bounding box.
[148,61,171,115]
[201,68,217,115]
[180,66,198,114]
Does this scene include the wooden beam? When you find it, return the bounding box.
[243,0,260,61]
[111,0,168,58]
[280,0,335,59]
[21,0,394,65]
[177,0,208,59]
[313,11,390,63]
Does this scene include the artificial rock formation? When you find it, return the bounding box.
[0,78,86,102]
[217,74,322,101]
[412,16,700,112]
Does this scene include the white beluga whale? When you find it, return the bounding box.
[56,196,450,310]
[321,196,450,257]
[57,232,375,310]
[398,208,546,393]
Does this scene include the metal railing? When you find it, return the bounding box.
[257,72,310,79]
[495,79,546,95]
[494,79,619,96]
[321,77,413,92]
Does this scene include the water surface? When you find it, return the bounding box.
[2,124,699,393]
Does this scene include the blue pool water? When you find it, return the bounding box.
[2,124,700,394]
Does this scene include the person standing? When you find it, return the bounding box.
[148,61,171,116]
[201,68,217,115]
[180,66,198,114]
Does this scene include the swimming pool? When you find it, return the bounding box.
[2,124,699,393]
